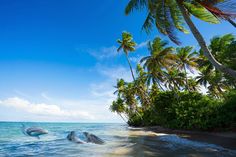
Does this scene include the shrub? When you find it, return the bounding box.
[128,90,236,131]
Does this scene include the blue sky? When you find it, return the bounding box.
[0,0,235,122]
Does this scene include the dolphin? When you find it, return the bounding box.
[21,124,48,139]
[83,132,105,144]
[67,131,86,144]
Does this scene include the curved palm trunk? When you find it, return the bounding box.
[184,64,189,91]
[118,113,127,123]
[176,0,236,80]
[227,19,236,28]
[125,53,135,81]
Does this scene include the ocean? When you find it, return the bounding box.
[0,122,235,157]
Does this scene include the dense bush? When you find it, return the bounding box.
[128,90,236,130]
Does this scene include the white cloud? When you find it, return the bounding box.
[136,41,148,50]
[129,55,145,63]
[96,64,133,82]
[0,97,95,120]
[88,46,119,60]
[41,92,52,101]
[86,41,148,60]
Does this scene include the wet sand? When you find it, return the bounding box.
[107,128,236,157]
[143,126,236,150]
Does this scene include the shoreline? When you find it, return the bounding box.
[141,126,236,150]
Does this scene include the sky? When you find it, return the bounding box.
[0,0,235,123]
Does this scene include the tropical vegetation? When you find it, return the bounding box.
[110,33,236,130]
[124,0,236,79]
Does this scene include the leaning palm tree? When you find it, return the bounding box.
[117,32,137,80]
[141,37,176,90]
[110,97,127,123]
[134,64,151,107]
[176,46,198,90]
[125,0,236,79]
[195,0,236,28]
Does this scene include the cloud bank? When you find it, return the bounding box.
[0,97,94,121]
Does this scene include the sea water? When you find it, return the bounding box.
[0,122,235,157]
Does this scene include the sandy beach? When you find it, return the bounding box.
[143,126,236,150]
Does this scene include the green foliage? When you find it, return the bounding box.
[183,2,219,24]
[128,91,236,130]
[111,33,236,131]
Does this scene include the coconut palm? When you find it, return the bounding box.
[176,46,198,90]
[125,0,236,79]
[196,68,213,88]
[163,68,185,91]
[195,0,236,28]
[207,71,228,98]
[117,32,137,80]
[134,64,151,107]
[110,97,127,123]
[209,34,236,70]
[187,77,200,92]
[141,37,176,90]
[114,79,137,112]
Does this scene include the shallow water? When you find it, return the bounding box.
[0,122,235,157]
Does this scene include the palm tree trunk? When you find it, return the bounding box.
[227,18,236,28]
[125,53,135,81]
[184,64,189,91]
[118,113,127,123]
[157,81,165,91]
[176,0,236,80]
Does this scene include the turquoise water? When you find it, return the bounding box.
[0,122,236,157]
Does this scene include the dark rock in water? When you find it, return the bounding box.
[67,131,86,144]
[83,132,105,144]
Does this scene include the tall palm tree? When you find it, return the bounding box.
[163,68,185,91]
[207,71,228,98]
[196,68,212,88]
[176,46,198,90]
[209,34,236,70]
[114,79,137,112]
[124,0,236,79]
[196,34,236,93]
[135,64,151,107]
[117,32,137,81]
[187,77,200,92]
[110,97,127,123]
[195,0,236,28]
[141,37,176,90]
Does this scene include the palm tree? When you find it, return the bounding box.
[196,34,236,93]
[114,79,137,112]
[163,68,185,91]
[195,0,236,28]
[141,37,176,90]
[176,46,198,90]
[110,97,127,123]
[196,68,213,88]
[117,32,137,81]
[135,64,151,107]
[187,77,200,92]
[209,34,236,70]
[207,71,228,98]
[124,0,236,79]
